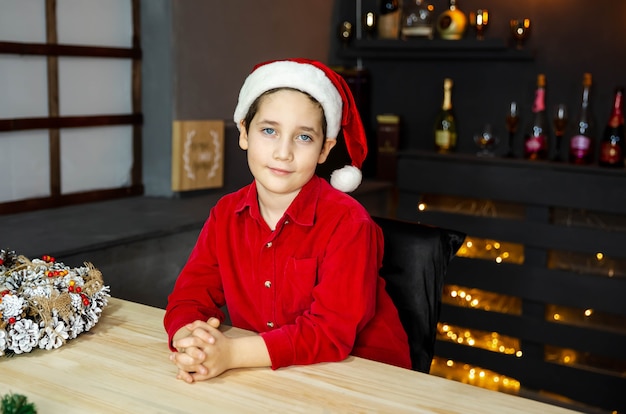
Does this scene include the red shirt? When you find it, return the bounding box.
[164,176,411,370]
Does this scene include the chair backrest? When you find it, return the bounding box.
[372,216,465,373]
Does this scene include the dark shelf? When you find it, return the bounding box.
[399,149,626,177]
[339,38,534,61]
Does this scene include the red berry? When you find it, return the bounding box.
[8,317,16,324]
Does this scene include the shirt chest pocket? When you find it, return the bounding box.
[278,257,318,322]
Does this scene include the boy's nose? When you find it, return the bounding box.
[273,137,293,160]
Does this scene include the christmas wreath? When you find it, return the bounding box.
[1,392,36,414]
[0,249,109,357]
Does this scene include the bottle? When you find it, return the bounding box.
[434,78,457,153]
[599,87,625,168]
[378,0,400,39]
[569,73,595,165]
[523,74,549,160]
[401,0,435,39]
[436,0,467,40]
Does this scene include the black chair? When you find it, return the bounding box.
[372,216,466,373]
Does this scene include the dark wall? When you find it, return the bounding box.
[143,1,626,193]
[165,1,336,192]
[172,1,334,122]
[330,0,626,161]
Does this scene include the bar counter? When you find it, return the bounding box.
[0,298,579,413]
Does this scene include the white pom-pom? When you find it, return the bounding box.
[330,165,362,193]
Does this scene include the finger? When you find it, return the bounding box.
[176,368,195,384]
[171,348,206,367]
[174,334,208,351]
[171,352,208,376]
[185,320,214,331]
[207,317,221,328]
[191,326,218,345]
[189,369,217,382]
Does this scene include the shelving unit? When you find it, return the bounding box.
[396,150,626,413]
[334,3,625,411]
[339,38,534,61]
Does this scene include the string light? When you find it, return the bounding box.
[418,194,626,404]
[430,357,521,394]
[456,235,524,265]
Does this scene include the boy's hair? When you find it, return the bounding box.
[241,87,328,141]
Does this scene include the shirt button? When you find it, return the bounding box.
[264,280,271,288]
[285,220,289,224]
[267,321,274,328]
[266,242,272,248]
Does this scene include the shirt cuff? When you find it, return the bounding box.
[260,329,295,369]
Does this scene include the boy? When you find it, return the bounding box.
[165,58,411,383]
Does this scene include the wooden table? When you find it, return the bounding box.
[1,298,578,413]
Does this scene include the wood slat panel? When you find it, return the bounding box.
[0,185,143,215]
[446,258,626,316]
[0,41,140,59]
[435,341,626,412]
[440,305,626,360]
[398,151,626,215]
[46,0,60,196]
[0,114,143,132]
[0,0,144,213]
[130,0,142,188]
[415,210,626,259]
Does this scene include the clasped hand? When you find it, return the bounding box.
[170,317,231,383]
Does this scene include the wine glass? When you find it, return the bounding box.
[474,123,498,156]
[553,104,568,161]
[338,21,353,47]
[469,9,489,40]
[505,101,520,157]
[510,18,531,49]
[362,12,377,38]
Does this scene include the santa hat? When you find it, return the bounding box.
[233,58,367,193]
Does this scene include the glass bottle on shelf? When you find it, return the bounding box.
[378,0,401,39]
[552,104,568,161]
[599,86,625,168]
[523,74,549,160]
[434,78,457,153]
[569,73,595,165]
[401,0,435,39]
[436,0,467,40]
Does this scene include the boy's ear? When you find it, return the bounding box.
[238,120,249,150]
[317,139,337,164]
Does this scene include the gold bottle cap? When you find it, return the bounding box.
[376,114,400,124]
[537,74,546,88]
[444,78,454,88]
[583,72,592,87]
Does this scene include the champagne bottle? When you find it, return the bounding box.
[523,74,549,160]
[569,73,595,165]
[434,78,457,153]
[378,0,400,39]
[599,87,625,168]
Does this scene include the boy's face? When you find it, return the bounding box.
[239,89,336,199]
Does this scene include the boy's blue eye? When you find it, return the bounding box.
[297,134,312,142]
[262,127,276,135]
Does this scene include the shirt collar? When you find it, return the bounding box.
[235,176,321,227]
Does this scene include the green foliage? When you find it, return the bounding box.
[0,393,37,414]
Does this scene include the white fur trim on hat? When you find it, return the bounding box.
[330,165,362,193]
[233,61,343,139]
